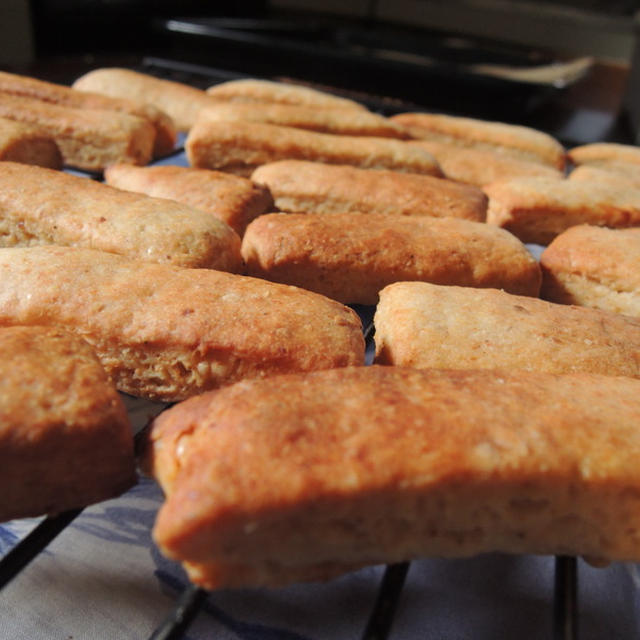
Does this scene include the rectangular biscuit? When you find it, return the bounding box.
[142,365,640,589]
[241,212,541,303]
[0,116,62,169]
[206,78,368,111]
[410,140,564,187]
[390,112,566,169]
[0,93,155,171]
[0,70,176,157]
[485,176,640,245]
[373,282,640,378]
[0,325,135,521]
[569,162,640,189]
[540,224,640,317]
[568,142,640,167]
[250,159,485,220]
[186,120,443,177]
[73,67,225,132]
[0,161,242,271]
[197,102,410,138]
[104,163,273,236]
[0,246,365,402]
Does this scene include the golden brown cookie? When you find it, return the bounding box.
[568,142,640,167]
[0,161,242,270]
[104,163,273,236]
[0,246,365,402]
[0,116,62,169]
[373,281,640,377]
[540,224,640,317]
[142,365,640,589]
[242,212,541,303]
[0,93,155,171]
[0,69,176,156]
[391,112,566,169]
[186,120,443,176]
[568,162,640,189]
[197,102,410,138]
[73,67,220,133]
[206,78,367,111]
[0,325,135,521]
[485,176,640,245]
[410,139,564,186]
[251,160,484,219]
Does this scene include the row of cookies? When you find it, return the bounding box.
[0,72,369,525]
[89,80,640,588]
[72,68,640,318]
[2,70,636,402]
[1,157,636,322]
[0,71,172,522]
[2,65,640,255]
[0,69,176,522]
[138,250,640,589]
[0,145,369,523]
[67,68,640,317]
[4,160,634,378]
[114,73,640,587]
[0,164,365,522]
[0,70,179,170]
[3,69,640,591]
[180,95,640,246]
[0,73,370,524]
[97,153,640,319]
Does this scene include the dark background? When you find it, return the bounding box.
[2,0,640,145]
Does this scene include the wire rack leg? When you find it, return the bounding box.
[361,562,410,640]
[148,583,207,640]
[554,556,578,640]
[0,509,82,590]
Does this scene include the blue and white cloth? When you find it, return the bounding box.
[2,466,639,640]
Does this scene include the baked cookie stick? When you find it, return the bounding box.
[242,213,541,303]
[0,246,365,402]
[104,163,273,236]
[0,116,62,169]
[197,102,410,138]
[0,69,176,157]
[373,282,640,377]
[73,67,225,132]
[410,140,564,187]
[186,120,443,176]
[142,365,640,589]
[568,142,640,167]
[251,160,485,220]
[391,112,566,169]
[206,78,368,111]
[0,325,135,521]
[0,93,154,171]
[569,163,640,189]
[485,176,640,245]
[540,225,640,317]
[0,162,242,271]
